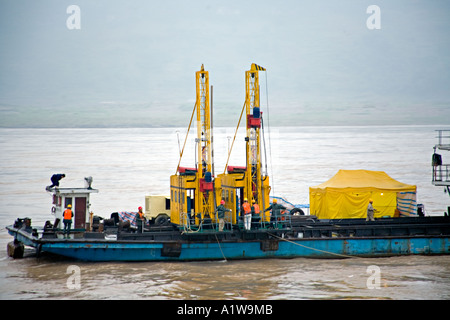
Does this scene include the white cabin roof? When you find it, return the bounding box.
[48,188,99,196]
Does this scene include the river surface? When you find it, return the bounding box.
[1,125,449,299]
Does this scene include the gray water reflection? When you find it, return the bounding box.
[2,253,449,300]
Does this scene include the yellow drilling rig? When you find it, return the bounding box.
[169,63,271,230]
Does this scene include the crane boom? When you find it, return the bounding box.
[195,65,214,222]
[171,64,270,229]
[245,63,266,209]
[216,63,270,226]
[170,65,215,227]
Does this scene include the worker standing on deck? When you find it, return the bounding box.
[264,198,286,227]
[216,200,231,231]
[63,204,73,238]
[136,206,145,233]
[366,199,376,221]
[241,198,252,230]
[251,199,261,229]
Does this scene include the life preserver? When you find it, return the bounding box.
[51,206,56,214]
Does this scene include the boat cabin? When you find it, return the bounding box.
[48,180,98,231]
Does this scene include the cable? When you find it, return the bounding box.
[215,233,227,262]
[261,117,268,175]
[264,71,275,196]
[223,102,246,174]
[176,102,197,174]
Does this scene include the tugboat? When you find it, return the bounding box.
[6,64,450,261]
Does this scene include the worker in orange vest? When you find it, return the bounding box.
[251,199,261,229]
[136,206,145,233]
[241,198,252,231]
[63,204,73,238]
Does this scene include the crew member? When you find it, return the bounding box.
[47,173,65,190]
[251,199,261,228]
[136,206,145,232]
[241,198,252,230]
[215,199,231,232]
[264,198,286,227]
[63,204,73,238]
[366,199,376,221]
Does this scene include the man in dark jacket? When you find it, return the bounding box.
[47,173,65,190]
[215,200,231,231]
[264,198,286,227]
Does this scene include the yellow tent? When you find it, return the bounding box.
[309,170,417,219]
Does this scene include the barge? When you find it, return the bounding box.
[6,64,450,261]
[7,213,450,261]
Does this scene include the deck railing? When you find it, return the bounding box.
[436,130,450,150]
[178,210,293,232]
[433,130,450,186]
[433,164,450,184]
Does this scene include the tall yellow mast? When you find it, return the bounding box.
[170,65,215,227]
[173,64,269,228]
[216,63,270,225]
[244,63,266,209]
[195,64,214,223]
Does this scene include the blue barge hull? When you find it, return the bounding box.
[7,215,450,261]
[39,237,450,261]
[7,223,450,261]
[36,237,448,261]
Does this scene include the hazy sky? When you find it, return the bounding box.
[0,0,449,127]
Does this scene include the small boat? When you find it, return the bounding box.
[6,64,450,261]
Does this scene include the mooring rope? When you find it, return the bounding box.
[215,233,227,262]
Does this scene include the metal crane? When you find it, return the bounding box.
[244,63,266,209]
[170,65,215,227]
[195,64,214,223]
[218,63,271,226]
